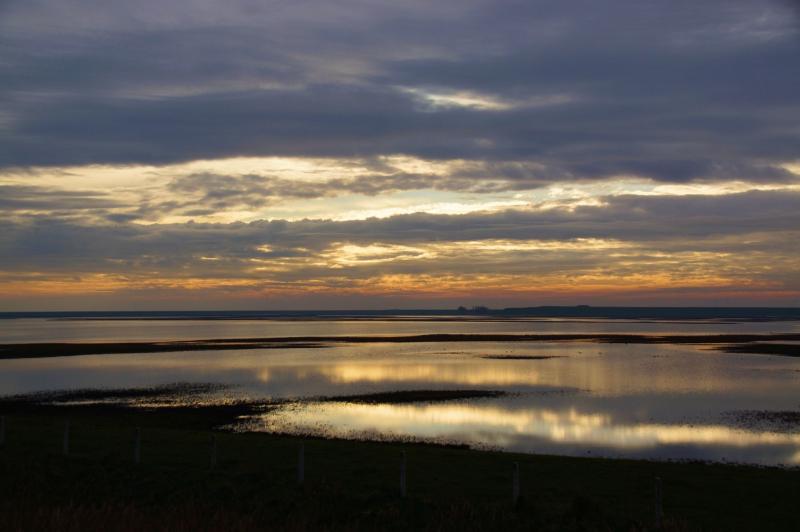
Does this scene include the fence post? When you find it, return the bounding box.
[297,442,305,485]
[654,476,663,528]
[134,427,141,465]
[0,415,5,447]
[400,451,407,498]
[512,462,520,505]
[62,419,70,456]
[210,434,217,470]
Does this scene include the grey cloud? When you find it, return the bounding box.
[124,171,440,220]
[2,190,798,275]
[0,0,798,185]
[0,185,122,211]
[164,169,521,210]
[5,86,797,186]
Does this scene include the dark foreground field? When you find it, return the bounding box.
[1,403,798,532]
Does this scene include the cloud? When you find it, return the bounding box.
[0,185,121,212]
[1,0,799,307]
[0,0,798,185]
[2,190,798,275]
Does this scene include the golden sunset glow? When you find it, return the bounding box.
[1,0,798,310]
[2,3,800,528]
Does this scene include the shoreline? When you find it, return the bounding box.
[3,384,799,466]
[4,383,798,464]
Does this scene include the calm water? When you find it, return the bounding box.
[2,316,798,343]
[1,317,799,465]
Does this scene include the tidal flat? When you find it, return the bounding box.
[3,317,800,465]
[2,316,800,489]
[3,332,800,359]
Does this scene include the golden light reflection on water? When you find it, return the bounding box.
[289,353,788,395]
[2,331,800,464]
[257,402,800,464]
[314,363,544,388]
[14,340,796,399]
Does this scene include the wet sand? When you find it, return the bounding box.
[0,385,510,432]
[480,355,564,360]
[0,384,506,411]
[0,340,327,359]
[715,343,800,357]
[2,333,800,359]
[723,409,800,432]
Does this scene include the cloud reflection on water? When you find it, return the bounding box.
[1,328,799,465]
[250,401,800,465]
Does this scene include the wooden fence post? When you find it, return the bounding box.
[62,419,70,456]
[400,451,407,498]
[297,442,305,485]
[654,476,663,528]
[512,462,520,505]
[134,427,141,465]
[210,434,217,470]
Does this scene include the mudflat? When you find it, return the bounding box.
[3,333,800,359]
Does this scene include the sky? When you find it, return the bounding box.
[0,0,799,310]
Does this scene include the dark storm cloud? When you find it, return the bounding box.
[1,0,798,184]
[4,86,797,184]
[0,27,301,97]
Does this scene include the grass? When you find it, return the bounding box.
[0,406,798,531]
